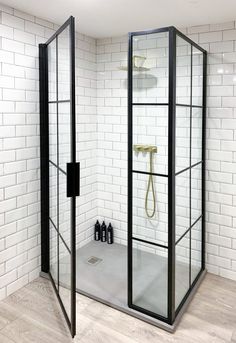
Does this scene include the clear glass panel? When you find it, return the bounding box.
[133,106,168,175]
[48,39,56,101]
[132,240,168,317]
[176,36,191,104]
[191,108,202,165]
[175,106,190,173]
[175,232,190,309]
[58,102,71,172]
[176,170,190,241]
[49,103,57,165]
[50,223,58,289]
[59,171,71,249]
[192,47,203,106]
[133,172,168,247]
[49,163,57,226]
[58,26,70,101]
[132,32,169,103]
[191,219,202,283]
[191,164,202,225]
[58,237,71,320]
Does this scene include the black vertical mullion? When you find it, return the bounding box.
[39,44,49,273]
[168,27,176,324]
[189,45,193,287]
[56,35,60,292]
[69,16,76,338]
[202,52,207,270]
[127,32,133,308]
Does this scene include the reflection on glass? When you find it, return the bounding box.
[59,171,71,249]
[133,172,168,246]
[175,232,190,309]
[48,39,56,101]
[49,104,57,165]
[132,32,169,103]
[58,237,71,320]
[50,223,58,289]
[176,36,191,104]
[191,219,202,283]
[132,240,168,317]
[192,108,202,165]
[58,27,70,101]
[176,170,190,241]
[175,106,190,173]
[58,102,71,172]
[192,47,203,106]
[133,106,168,175]
[191,164,202,225]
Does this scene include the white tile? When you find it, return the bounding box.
[199,31,223,43]
[25,21,45,37]
[0,50,14,63]
[1,12,24,30]
[223,29,236,41]
[210,21,234,31]
[0,24,13,39]
[14,29,35,45]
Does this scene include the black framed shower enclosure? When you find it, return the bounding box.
[39,19,207,336]
[39,16,79,337]
[128,26,207,325]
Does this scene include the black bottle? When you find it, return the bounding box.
[107,223,113,244]
[94,220,101,241]
[101,221,107,242]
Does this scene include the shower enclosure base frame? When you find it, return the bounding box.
[40,269,206,333]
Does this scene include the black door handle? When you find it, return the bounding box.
[67,162,80,197]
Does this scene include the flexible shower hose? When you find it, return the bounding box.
[145,151,156,218]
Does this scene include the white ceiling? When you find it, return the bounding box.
[2,0,236,38]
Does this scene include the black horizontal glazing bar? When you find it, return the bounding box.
[132,103,169,106]
[45,16,73,45]
[49,100,71,104]
[49,159,67,176]
[176,103,203,109]
[130,26,170,37]
[175,161,202,177]
[49,217,71,254]
[175,215,202,245]
[131,303,169,322]
[175,29,207,54]
[132,169,168,178]
[132,237,168,249]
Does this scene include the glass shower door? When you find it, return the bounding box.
[39,16,78,338]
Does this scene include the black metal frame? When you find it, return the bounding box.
[39,16,77,338]
[127,26,207,325]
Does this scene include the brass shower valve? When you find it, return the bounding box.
[133,144,157,153]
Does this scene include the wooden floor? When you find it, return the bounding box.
[0,273,235,342]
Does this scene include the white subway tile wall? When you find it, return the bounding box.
[1,2,236,299]
[0,5,97,299]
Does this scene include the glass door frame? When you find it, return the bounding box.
[39,16,78,337]
[127,26,207,326]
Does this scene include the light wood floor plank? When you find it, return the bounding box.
[0,273,235,343]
